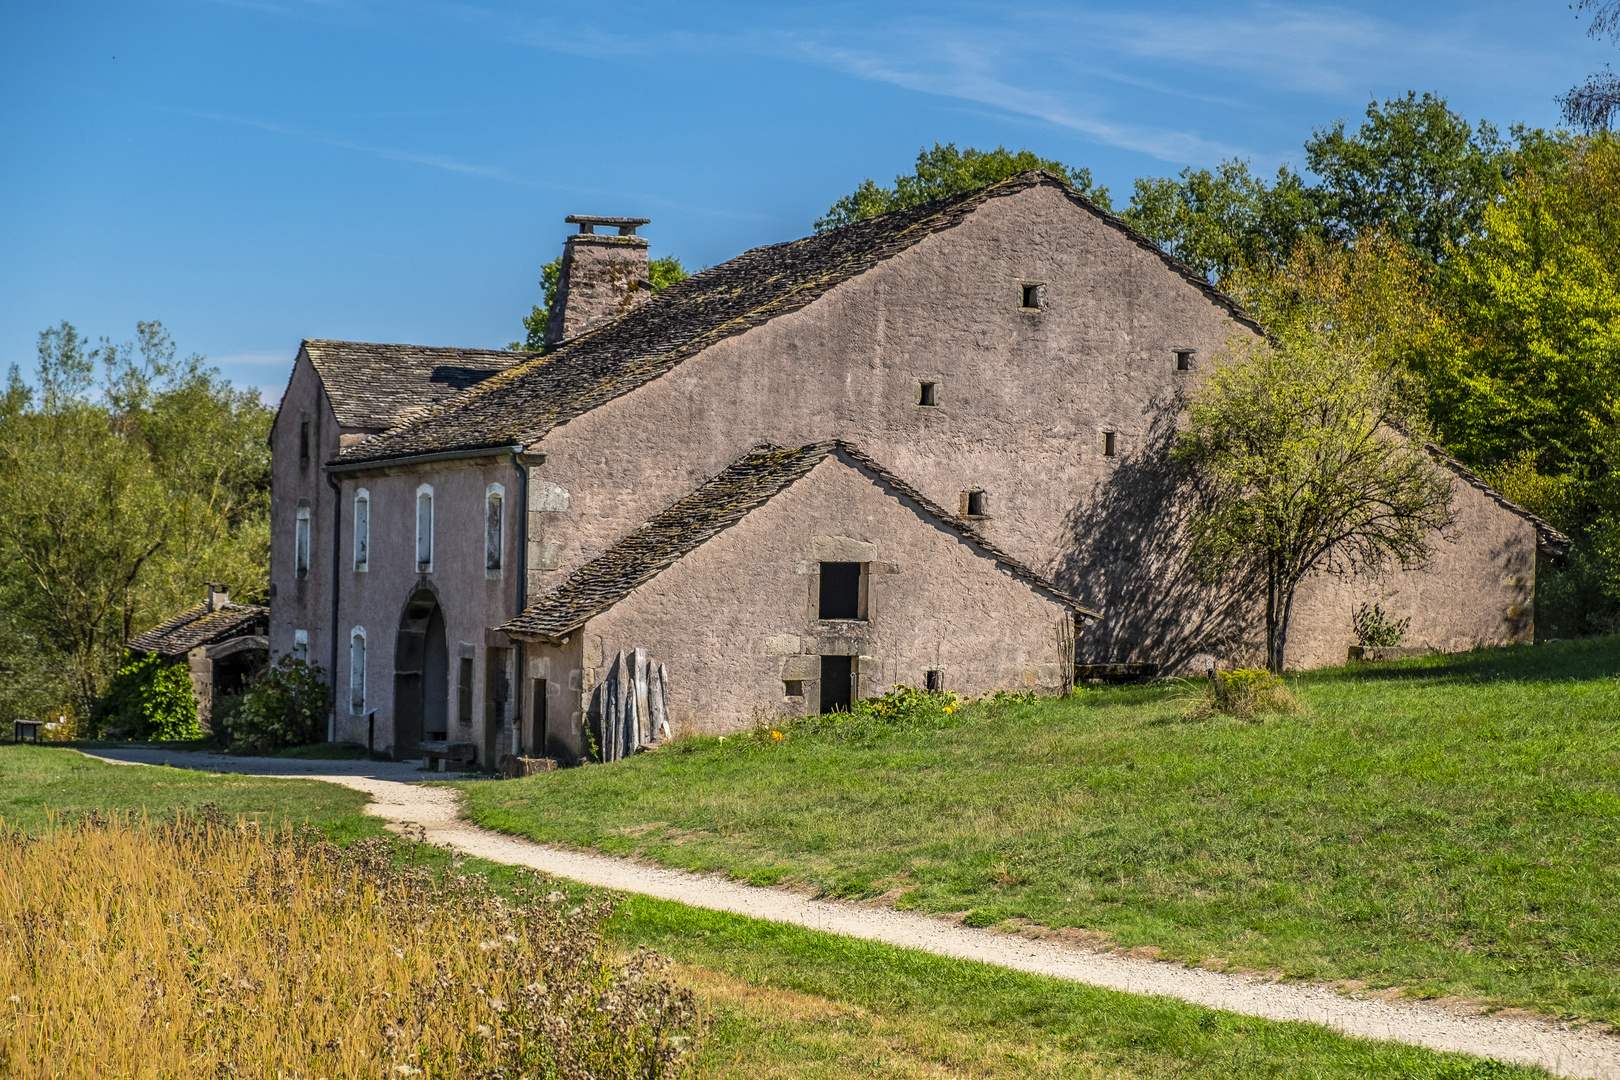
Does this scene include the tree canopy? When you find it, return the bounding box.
[815,143,1112,232]
[0,322,271,720]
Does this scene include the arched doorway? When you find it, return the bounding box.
[393,588,448,758]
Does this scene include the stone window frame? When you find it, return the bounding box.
[485,482,505,578]
[349,626,367,715]
[1019,281,1046,311]
[292,628,309,663]
[1174,348,1195,372]
[415,483,435,573]
[353,488,370,572]
[295,505,311,579]
[960,489,989,518]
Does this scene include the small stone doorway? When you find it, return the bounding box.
[820,654,853,714]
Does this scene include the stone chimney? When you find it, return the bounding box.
[206,583,230,612]
[543,215,652,349]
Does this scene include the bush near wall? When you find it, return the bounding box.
[216,656,329,755]
[90,652,202,741]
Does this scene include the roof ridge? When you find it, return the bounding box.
[335,170,1208,467]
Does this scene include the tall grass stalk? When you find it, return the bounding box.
[0,809,700,1078]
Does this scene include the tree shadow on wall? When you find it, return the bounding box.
[1050,406,1262,674]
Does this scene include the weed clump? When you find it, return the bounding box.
[1186,668,1297,720]
[0,809,700,1078]
[793,684,964,742]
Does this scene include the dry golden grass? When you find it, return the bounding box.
[0,809,699,1079]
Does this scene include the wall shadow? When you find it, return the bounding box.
[1050,404,1263,674]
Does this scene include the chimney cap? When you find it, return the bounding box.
[565,215,651,236]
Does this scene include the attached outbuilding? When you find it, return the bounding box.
[127,586,269,728]
[500,442,1100,761]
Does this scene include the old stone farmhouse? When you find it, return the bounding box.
[269,171,1568,764]
[128,586,268,728]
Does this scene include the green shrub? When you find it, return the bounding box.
[220,656,329,755]
[791,684,964,743]
[1352,601,1411,647]
[90,652,202,741]
[1188,668,1297,720]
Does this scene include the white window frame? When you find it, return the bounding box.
[295,506,311,578]
[292,629,308,663]
[415,483,434,572]
[353,488,370,572]
[350,626,367,715]
[485,482,505,577]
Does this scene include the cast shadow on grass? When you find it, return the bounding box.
[1303,635,1620,688]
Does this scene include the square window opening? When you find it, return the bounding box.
[918,381,938,407]
[1103,431,1117,457]
[784,679,804,698]
[1021,284,1043,310]
[818,561,868,620]
[1175,349,1193,371]
[925,669,943,692]
[963,489,988,517]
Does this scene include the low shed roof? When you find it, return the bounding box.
[128,602,269,658]
[500,441,1101,642]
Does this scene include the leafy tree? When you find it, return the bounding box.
[1123,159,1320,282]
[1426,136,1620,484]
[511,254,688,352]
[0,321,271,719]
[1222,231,1447,375]
[1174,330,1455,672]
[1561,1,1620,130]
[815,142,1112,232]
[1305,93,1514,265]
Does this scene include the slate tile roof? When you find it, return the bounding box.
[128,602,269,657]
[302,340,528,432]
[499,441,1101,642]
[336,171,1259,466]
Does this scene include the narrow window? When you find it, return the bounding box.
[925,669,943,692]
[349,628,367,714]
[457,657,475,728]
[485,485,504,571]
[292,629,308,663]
[918,381,938,407]
[964,490,988,517]
[295,506,311,578]
[1103,431,1116,457]
[818,562,868,620]
[1175,349,1193,371]
[784,679,804,698]
[415,484,434,571]
[353,489,370,571]
[1021,284,1044,310]
[298,414,310,467]
[485,647,512,727]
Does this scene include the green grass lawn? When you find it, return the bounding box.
[0,743,1553,1078]
[457,637,1620,1025]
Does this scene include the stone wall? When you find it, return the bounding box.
[570,452,1074,740]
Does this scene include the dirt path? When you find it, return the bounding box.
[85,748,1620,1079]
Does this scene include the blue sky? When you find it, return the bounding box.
[0,1,1608,403]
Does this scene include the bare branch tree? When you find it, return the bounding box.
[1562,2,1620,129]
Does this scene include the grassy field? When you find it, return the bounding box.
[458,637,1620,1025]
[0,743,1548,1078]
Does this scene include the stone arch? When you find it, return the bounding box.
[392,582,449,758]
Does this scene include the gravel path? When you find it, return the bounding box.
[85,748,1620,1079]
